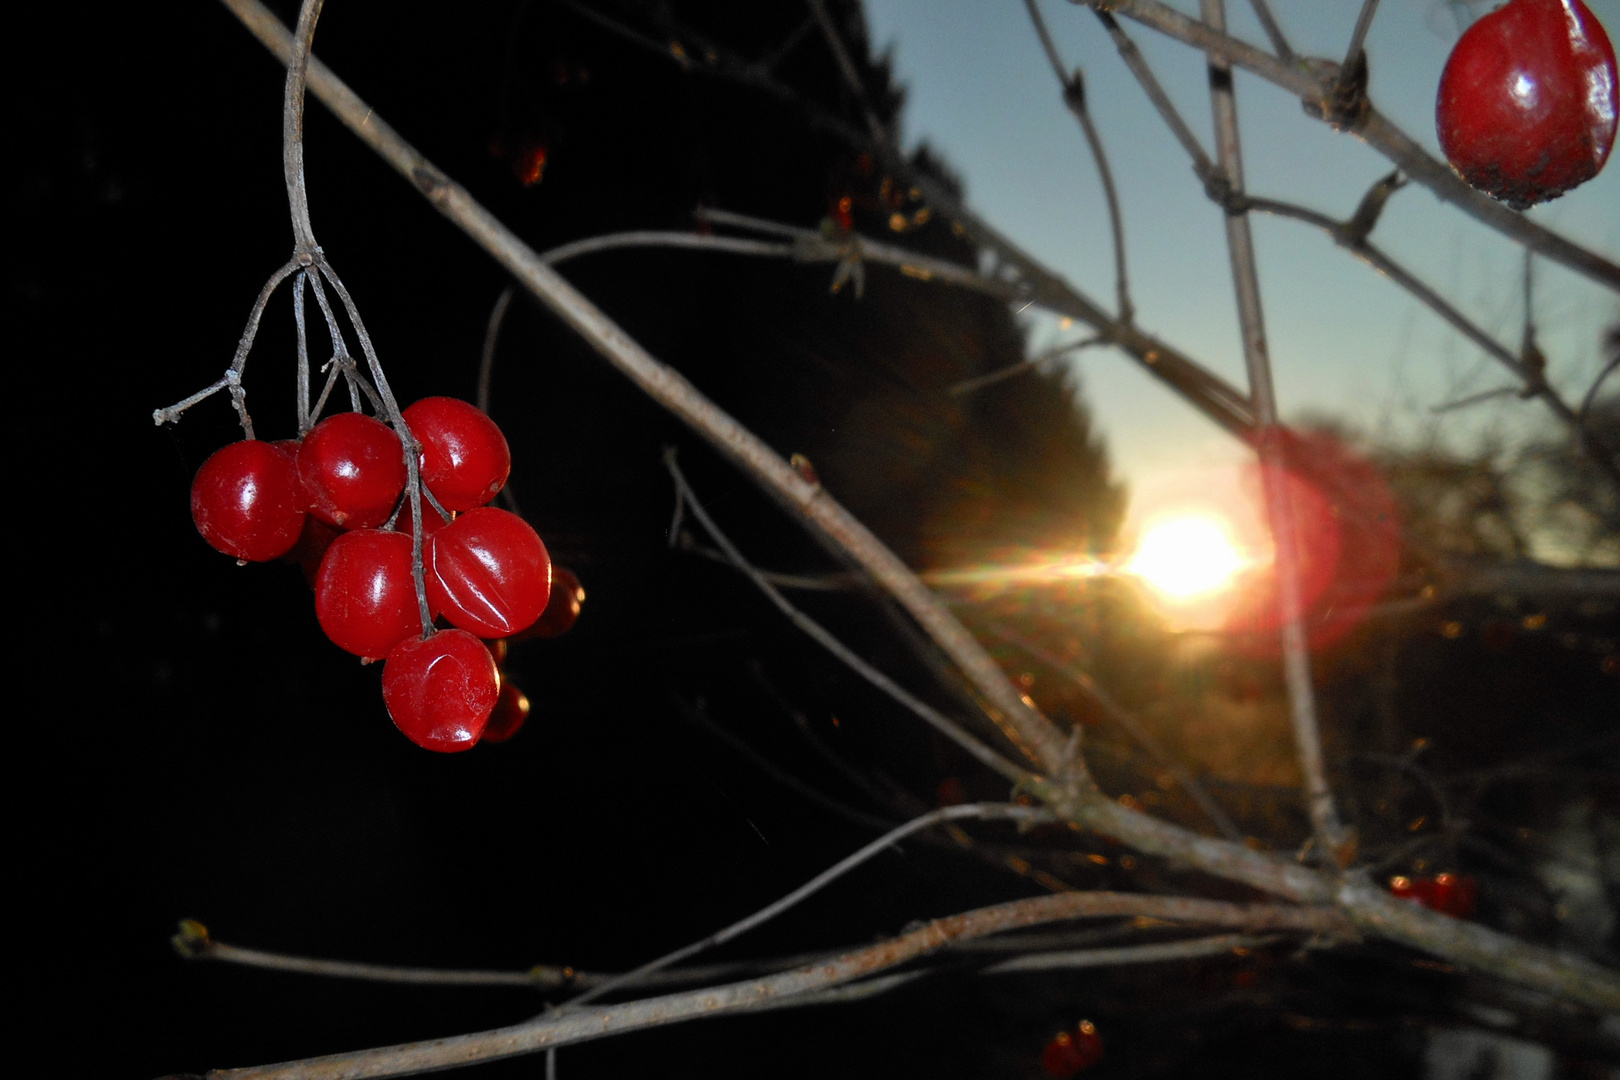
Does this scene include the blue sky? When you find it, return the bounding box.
[863,0,1620,538]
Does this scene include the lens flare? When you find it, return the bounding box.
[1127,516,1246,599]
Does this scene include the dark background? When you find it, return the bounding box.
[12,2,1617,1078]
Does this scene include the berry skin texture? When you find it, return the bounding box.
[382,629,500,752]
[1436,0,1618,209]
[297,412,407,529]
[427,507,552,638]
[403,397,512,513]
[191,439,308,562]
[314,529,428,659]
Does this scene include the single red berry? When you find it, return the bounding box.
[402,397,512,513]
[1437,0,1618,208]
[314,529,429,658]
[512,566,584,640]
[297,412,406,529]
[191,439,307,562]
[481,680,531,743]
[484,637,509,668]
[427,507,552,638]
[381,629,499,752]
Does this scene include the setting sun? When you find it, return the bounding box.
[1126,515,1246,599]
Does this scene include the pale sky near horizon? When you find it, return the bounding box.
[863,0,1620,546]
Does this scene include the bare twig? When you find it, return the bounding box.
[665,450,1033,784]
[477,285,514,415]
[281,0,323,252]
[1198,0,1350,863]
[1023,0,1133,322]
[205,893,1352,1080]
[557,802,1053,1010]
[1245,0,1293,63]
[946,337,1105,396]
[985,621,1244,843]
[804,0,888,145]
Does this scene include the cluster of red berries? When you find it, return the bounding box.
[1437,0,1616,209]
[189,397,581,752]
[1388,872,1478,919]
[1041,1020,1104,1078]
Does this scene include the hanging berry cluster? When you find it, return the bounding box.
[155,0,584,754]
[187,396,580,752]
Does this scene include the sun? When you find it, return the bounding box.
[1126,515,1246,600]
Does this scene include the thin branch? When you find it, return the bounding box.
[1094,12,1215,184]
[670,693,900,833]
[1023,0,1133,322]
[152,256,300,434]
[983,931,1281,972]
[665,450,1033,785]
[1080,0,1620,293]
[985,621,1244,843]
[1240,188,1620,488]
[1245,0,1294,63]
[282,0,323,252]
[557,802,1052,1011]
[1336,0,1380,112]
[946,337,1104,396]
[804,0,888,145]
[1198,0,1349,862]
[205,893,1352,1080]
[477,286,514,415]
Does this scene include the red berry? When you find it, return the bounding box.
[314,529,429,658]
[513,566,584,640]
[191,440,307,562]
[402,397,512,513]
[1041,1022,1103,1078]
[381,629,499,752]
[481,680,531,743]
[297,412,406,529]
[427,507,552,638]
[1436,0,1618,208]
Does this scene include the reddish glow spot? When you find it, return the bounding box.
[1389,872,1478,918]
[516,141,548,187]
[1224,431,1399,657]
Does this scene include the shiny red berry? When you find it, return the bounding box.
[402,397,511,513]
[427,507,552,638]
[480,680,531,743]
[191,440,307,562]
[1437,0,1618,208]
[514,566,584,640]
[297,412,406,529]
[381,629,499,752]
[314,529,429,658]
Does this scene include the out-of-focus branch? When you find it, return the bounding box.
[1198,0,1351,863]
[1243,184,1620,488]
[666,450,1035,781]
[1023,0,1134,323]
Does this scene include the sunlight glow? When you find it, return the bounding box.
[1126,516,1246,599]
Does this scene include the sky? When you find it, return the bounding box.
[862,0,1620,540]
